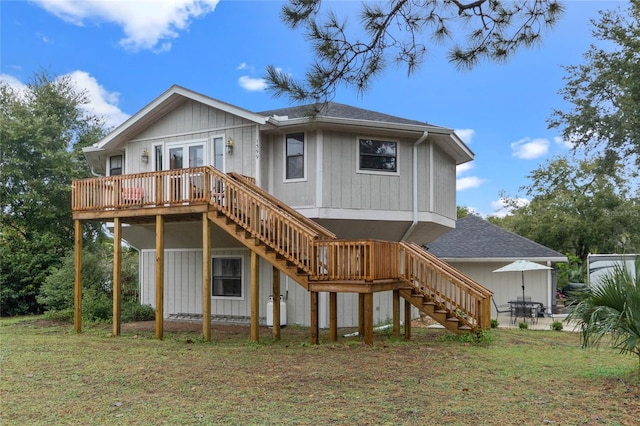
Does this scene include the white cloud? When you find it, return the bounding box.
[456,162,474,176]
[490,198,530,218]
[238,75,267,92]
[66,71,130,128]
[1,71,129,129]
[554,135,574,149]
[455,128,475,145]
[32,0,219,52]
[511,137,549,159]
[456,161,484,191]
[456,176,485,191]
[0,73,28,94]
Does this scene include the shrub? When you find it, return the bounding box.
[551,321,563,331]
[518,322,528,329]
[490,319,499,328]
[122,303,155,322]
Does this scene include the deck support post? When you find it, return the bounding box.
[310,291,319,344]
[155,215,164,340]
[202,213,211,342]
[329,292,337,341]
[404,299,412,340]
[250,251,259,342]
[363,293,374,346]
[112,217,122,336]
[358,294,365,336]
[73,219,82,333]
[392,289,400,338]
[272,266,280,340]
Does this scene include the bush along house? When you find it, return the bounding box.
[72,85,492,345]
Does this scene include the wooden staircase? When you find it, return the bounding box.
[71,166,493,334]
[200,166,492,333]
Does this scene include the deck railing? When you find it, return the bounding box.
[311,240,400,281]
[72,168,492,330]
[399,242,492,329]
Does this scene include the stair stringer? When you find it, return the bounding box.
[206,211,310,290]
[398,288,473,334]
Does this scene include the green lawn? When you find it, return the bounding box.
[1,317,638,425]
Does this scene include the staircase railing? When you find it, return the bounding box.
[72,167,493,331]
[399,242,492,329]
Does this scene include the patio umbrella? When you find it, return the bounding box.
[493,260,552,301]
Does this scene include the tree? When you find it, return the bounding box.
[0,71,105,315]
[266,0,564,102]
[549,1,640,167]
[568,258,640,371]
[494,157,640,260]
[457,205,472,219]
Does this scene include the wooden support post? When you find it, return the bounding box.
[272,266,280,340]
[155,215,164,340]
[73,219,82,333]
[329,292,337,342]
[112,217,122,336]
[310,291,319,345]
[404,299,412,341]
[363,293,374,346]
[392,289,400,338]
[202,213,211,342]
[250,251,259,342]
[358,293,365,336]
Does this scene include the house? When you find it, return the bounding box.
[425,215,567,314]
[72,85,493,344]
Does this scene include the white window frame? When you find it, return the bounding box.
[107,154,124,176]
[356,136,400,176]
[211,256,244,300]
[283,132,307,182]
[164,138,209,170]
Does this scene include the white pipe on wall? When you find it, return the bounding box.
[401,131,429,241]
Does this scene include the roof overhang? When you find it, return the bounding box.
[86,85,267,153]
[263,116,474,165]
[438,256,568,263]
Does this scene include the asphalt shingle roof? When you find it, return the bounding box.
[425,215,566,260]
[259,102,438,127]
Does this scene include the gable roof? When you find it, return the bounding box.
[94,85,267,151]
[425,215,567,262]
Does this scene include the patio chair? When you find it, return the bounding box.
[492,298,512,317]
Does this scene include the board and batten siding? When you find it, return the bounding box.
[138,248,400,327]
[269,131,317,207]
[449,262,551,312]
[431,143,456,218]
[124,99,259,176]
[322,131,413,211]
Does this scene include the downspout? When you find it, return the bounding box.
[401,131,429,241]
[254,124,261,187]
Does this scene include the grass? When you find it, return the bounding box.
[1,317,639,425]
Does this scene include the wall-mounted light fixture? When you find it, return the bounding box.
[141,148,149,163]
[226,137,234,154]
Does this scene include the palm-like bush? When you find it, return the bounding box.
[568,258,640,370]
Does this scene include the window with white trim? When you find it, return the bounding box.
[358,138,397,173]
[285,133,305,180]
[109,155,123,176]
[211,257,243,298]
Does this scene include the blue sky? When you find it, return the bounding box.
[1,0,623,216]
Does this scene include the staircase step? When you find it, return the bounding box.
[458,325,473,331]
[446,317,460,322]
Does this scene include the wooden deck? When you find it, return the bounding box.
[72,166,492,344]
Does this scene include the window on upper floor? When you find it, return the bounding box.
[109,155,123,176]
[212,257,243,299]
[358,138,397,173]
[285,133,305,180]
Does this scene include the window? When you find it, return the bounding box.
[285,133,305,180]
[154,146,163,171]
[212,257,242,298]
[358,139,397,173]
[109,155,123,175]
